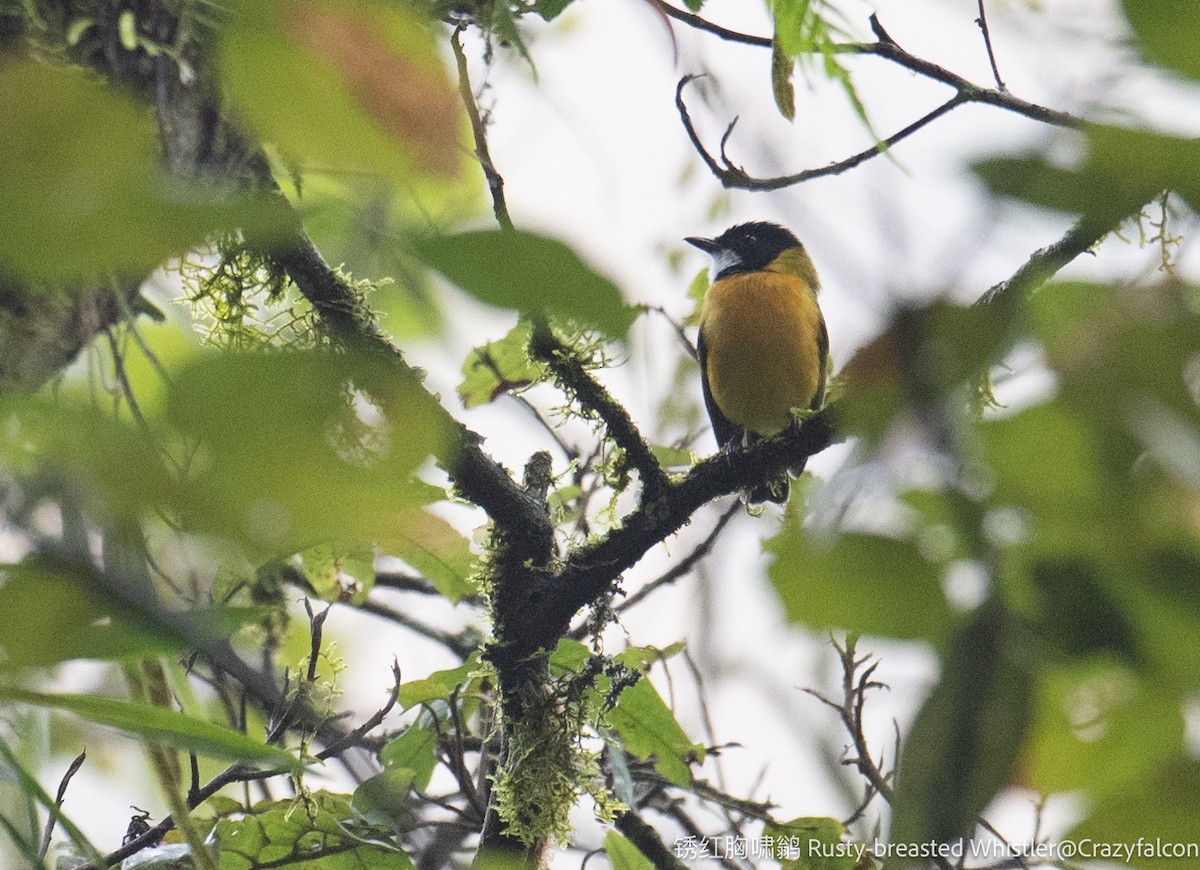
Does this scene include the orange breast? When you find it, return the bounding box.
[700,269,824,436]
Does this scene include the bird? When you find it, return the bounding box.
[686,221,829,504]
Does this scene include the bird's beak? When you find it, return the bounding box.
[685,236,719,254]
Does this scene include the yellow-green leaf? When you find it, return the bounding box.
[417,230,636,338]
[607,678,702,787]
[0,688,298,768]
[772,40,796,121]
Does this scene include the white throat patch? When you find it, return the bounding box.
[710,248,742,277]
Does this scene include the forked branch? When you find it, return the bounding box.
[664,4,1078,191]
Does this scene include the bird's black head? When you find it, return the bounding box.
[685,221,802,278]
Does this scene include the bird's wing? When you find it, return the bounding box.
[813,310,830,410]
[697,325,740,448]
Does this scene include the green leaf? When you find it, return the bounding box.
[0,394,177,526]
[1030,281,1200,435]
[168,350,449,556]
[353,768,417,831]
[772,41,796,121]
[765,817,860,870]
[0,557,263,670]
[0,737,105,866]
[397,662,475,709]
[416,230,636,338]
[772,0,820,56]
[488,2,535,72]
[1067,758,1200,868]
[975,126,1200,229]
[771,0,879,141]
[682,268,708,328]
[299,542,375,604]
[613,642,685,673]
[0,62,285,283]
[218,0,460,182]
[380,724,438,791]
[1032,559,1139,661]
[219,814,265,858]
[0,688,297,768]
[648,444,695,469]
[459,321,547,408]
[381,509,477,601]
[604,831,655,870]
[887,602,1033,862]
[219,792,414,869]
[0,558,180,668]
[548,638,592,675]
[206,795,245,817]
[837,301,1013,444]
[607,678,702,788]
[1122,0,1200,80]
[534,0,574,21]
[767,500,951,641]
[1025,660,1184,800]
[983,403,1110,520]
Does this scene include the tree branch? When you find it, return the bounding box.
[261,212,555,559]
[569,499,740,642]
[666,6,1078,191]
[527,318,670,500]
[78,763,283,870]
[38,750,87,861]
[975,216,1111,308]
[678,76,970,190]
[452,26,514,231]
[499,413,837,663]
[615,810,688,870]
[975,0,1007,92]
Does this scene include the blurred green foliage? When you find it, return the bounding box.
[417,229,637,338]
[0,62,285,283]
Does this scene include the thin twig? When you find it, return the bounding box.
[316,660,403,760]
[680,650,750,843]
[667,5,1077,191]
[677,75,969,190]
[359,597,480,657]
[509,392,581,463]
[614,810,688,870]
[446,688,488,819]
[568,501,738,641]
[104,330,151,431]
[38,750,87,860]
[452,25,513,231]
[303,599,332,684]
[640,305,698,362]
[82,658,401,868]
[615,501,738,616]
[976,217,1108,308]
[661,803,743,870]
[977,818,1030,870]
[373,571,441,594]
[77,764,281,870]
[658,1,1071,127]
[652,0,770,47]
[975,0,1007,92]
[528,318,670,501]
